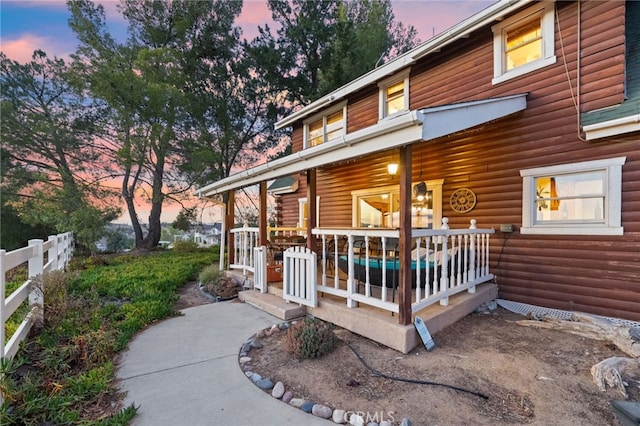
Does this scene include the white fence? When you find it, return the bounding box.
[0,233,73,361]
[283,246,317,307]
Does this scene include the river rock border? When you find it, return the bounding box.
[238,320,413,426]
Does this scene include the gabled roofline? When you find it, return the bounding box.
[274,0,531,130]
[195,94,527,197]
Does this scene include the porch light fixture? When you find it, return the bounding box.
[387,163,399,175]
[413,181,427,200]
[413,144,427,200]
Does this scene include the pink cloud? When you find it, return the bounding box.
[238,1,275,41]
[1,34,70,63]
[392,0,495,41]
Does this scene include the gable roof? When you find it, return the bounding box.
[194,0,536,199]
[267,176,299,195]
[581,0,640,139]
[275,0,530,130]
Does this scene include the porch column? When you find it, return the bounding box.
[306,168,317,252]
[259,181,268,246]
[398,145,413,326]
[226,190,235,267]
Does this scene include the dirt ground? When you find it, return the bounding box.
[174,283,640,425]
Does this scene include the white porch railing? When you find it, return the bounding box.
[313,218,494,314]
[228,220,494,315]
[230,225,259,275]
[1,233,74,362]
[267,226,306,239]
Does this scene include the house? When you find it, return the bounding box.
[194,223,223,247]
[196,0,640,353]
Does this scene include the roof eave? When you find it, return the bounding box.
[582,113,640,141]
[274,0,531,130]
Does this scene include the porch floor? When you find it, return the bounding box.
[232,270,497,354]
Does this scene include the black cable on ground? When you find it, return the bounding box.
[342,340,489,400]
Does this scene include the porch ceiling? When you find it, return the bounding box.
[195,94,528,197]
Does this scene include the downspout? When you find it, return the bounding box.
[576,0,584,140]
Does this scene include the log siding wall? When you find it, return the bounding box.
[277,1,639,321]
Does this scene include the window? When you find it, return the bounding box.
[520,157,626,235]
[304,103,346,148]
[378,69,410,120]
[352,180,444,229]
[492,3,556,84]
[298,197,320,232]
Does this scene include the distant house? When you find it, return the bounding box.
[194,223,222,247]
[196,0,640,353]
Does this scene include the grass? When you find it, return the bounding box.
[1,247,217,425]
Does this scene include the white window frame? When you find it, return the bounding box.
[351,179,444,229]
[303,102,347,148]
[298,196,320,231]
[378,69,410,121]
[520,157,626,235]
[492,2,556,85]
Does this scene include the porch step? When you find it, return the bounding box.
[238,290,306,321]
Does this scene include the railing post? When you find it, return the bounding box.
[1,249,7,360]
[346,235,356,308]
[439,233,449,307]
[469,219,477,283]
[48,235,58,271]
[28,239,44,323]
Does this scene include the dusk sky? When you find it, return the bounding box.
[1,0,495,224]
[1,0,495,63]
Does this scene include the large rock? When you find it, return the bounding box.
[256,378,274,390]
[301,402,315,413]
[312,404,333,419]
[289,398,306,408]
[332,409,347,424]
[282,391,293,403]
[271,381,285,399]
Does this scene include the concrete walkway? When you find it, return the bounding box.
[118,301,327,426]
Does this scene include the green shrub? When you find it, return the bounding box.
[171,240,200,253]
[198,265,222,284]
[284,317,338,359]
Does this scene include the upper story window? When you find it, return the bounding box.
[378,69,410,120]
[304,102,346,148]
[520,157,626,235]
[492,2,556,85]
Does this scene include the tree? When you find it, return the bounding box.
[172,207,197,232]
[248,0,341,106]
[249,0,420,106]
[0,51,120,252]
[68,0,247,249]
[319,0,419,95]
[104,228,134,252]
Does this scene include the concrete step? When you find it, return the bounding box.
[238,290,306,321]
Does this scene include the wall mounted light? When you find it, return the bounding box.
[413,144,427,199]
[413,181,427,200]
[387,163,399,175]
